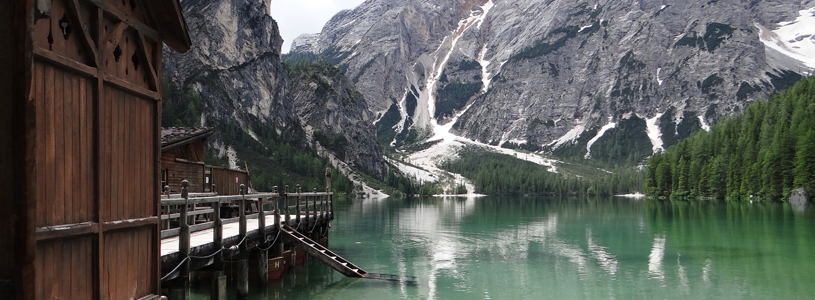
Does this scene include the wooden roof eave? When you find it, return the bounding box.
[160,130,213,152]
[149,0,191,53]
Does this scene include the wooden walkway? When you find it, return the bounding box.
[158,182,336,299]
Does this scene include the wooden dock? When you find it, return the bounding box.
[158,179,358,299]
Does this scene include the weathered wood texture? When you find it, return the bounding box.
[24,0,188,299]
[161,152,206,193]
[210,167,249,195]
[165,139,205,162]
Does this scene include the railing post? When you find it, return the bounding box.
[257,196,268,285]
[284,185,290,225]
[179,180,191,294]
[272,186,284,257]
[305,188,311,228]
[237,184,249,298]
[239,184,247,237]
[162,185,171,230]
[211,193,225,300]
[295,184,301,226]
[326,168,334,220]
[180,180,190,258]
[312,188,318,226]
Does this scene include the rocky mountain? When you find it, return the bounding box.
[161,0,387,188]
[293,0,815,162]
[287,58,386,178]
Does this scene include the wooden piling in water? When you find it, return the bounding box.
[257,195,268,285]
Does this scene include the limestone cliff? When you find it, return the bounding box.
[294,0,815,161]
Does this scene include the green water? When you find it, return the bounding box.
[191,197,815,299]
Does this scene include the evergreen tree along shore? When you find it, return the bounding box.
[645,76,815,201]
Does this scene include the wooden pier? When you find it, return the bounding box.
[158,172,360,299]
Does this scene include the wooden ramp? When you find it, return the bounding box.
[280,225,368,278]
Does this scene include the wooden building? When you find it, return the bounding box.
[160,127,250,195]
[161,127,213,193]
[1,0,191,299]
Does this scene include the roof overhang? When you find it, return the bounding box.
[161,128,214,152]
[149,0,191,53]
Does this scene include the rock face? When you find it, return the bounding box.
[162,0,387,179]
[293,0,815,159]
[163,0,295,133]
[790,188,811,208]
[288,62,387,177]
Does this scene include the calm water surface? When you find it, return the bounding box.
[191,196,815,299]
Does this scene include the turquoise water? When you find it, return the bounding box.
[191,197,815,299]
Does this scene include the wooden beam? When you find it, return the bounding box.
[101,216,158,232]
[136,33,159,91]
[66,0,99,66]
[35,222,99,241]
[87,0,160,41]
[101,21,127,62]
[103,73,160,100]
[33,46,98,79]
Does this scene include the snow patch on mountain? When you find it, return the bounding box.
[585,120,617,159]
[698,115,711,132]
[656,68,664,86]
[646,114,664,153]
[756,7,815,71]
[421,0,496,130]
[479,46,493,93]
[551,124,586,148]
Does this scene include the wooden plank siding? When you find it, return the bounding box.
[161,152,207,193]
[32,60,96,228]
[210,167,250,195]
[22,0,189,299]
[98,86,156,222]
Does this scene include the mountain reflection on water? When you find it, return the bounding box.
[190,196,815,299]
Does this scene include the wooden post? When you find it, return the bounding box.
[312,188,318,225]
[295,184,301,226]
[237,259,249,298]
[273,187,284,257]
[211,273,226,300]
[180,180,190,273]
[237,184,249,298]
[257,196,268,284]
[239,184,247,238]
[304,189,310,227]
[256,246,268,285]
[326,168,334,220]
[284,185,290,225]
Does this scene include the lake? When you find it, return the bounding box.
[191,196,815,299]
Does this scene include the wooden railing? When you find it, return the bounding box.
[160,181,334,250]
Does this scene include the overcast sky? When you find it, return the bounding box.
[271,0,367,54]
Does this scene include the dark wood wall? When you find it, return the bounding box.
[211,167,249,195]
[27,0,167,298]
[0,0,15,287]
[161,152,206,193]
[2,0,35,299]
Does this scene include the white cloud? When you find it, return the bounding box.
[270,0,367,53]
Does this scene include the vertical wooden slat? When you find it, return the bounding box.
[112,89,120,221]
[34,63,45,228]
[45,65,55,227]
[35,246,43,300]
[103,87,112,222]
[79,76,88,221]
[54,68,65,226]
[65,72,75,224]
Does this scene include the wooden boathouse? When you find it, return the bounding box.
[1,0,191,299]
[1,1,375,299]
[160,127,250,195]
